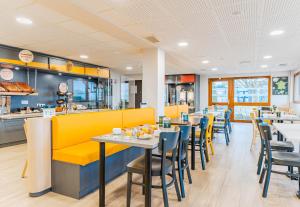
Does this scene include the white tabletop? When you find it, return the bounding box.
[261,114,300,121]
[93,134,159,149]
[273,123,300,140]
[92,127,177,149]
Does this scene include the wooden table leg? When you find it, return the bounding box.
[191,126,196,170]
[144,149,152,207]
[99,142,105,207]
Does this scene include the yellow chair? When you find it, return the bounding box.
[195,114,215,161]
[250,111,259,151]
[205,114,215,161]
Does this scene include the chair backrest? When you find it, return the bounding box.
[178,125,192,160]
[158,131,180,153]
[206,114,214,139]
[224,110,231,123]
[199,116,209,140]
[258,124,273,161]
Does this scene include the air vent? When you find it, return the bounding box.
[145,36,160,43]
[239,60,251,64]
[278,63,287,67]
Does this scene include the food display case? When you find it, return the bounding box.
[165,74,200,113]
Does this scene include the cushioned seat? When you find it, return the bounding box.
[53,141,129,166]
[127,155,172,176]
[270,141,294,151]
[272,151,300,167]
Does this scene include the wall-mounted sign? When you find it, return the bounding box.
[0,68,14,80]
[58,82,68,94]
[272,77,288,95]
[19,50,34,63]
[66,61,74,72]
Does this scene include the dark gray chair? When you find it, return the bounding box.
[258,124,300,198]
[177,125,193,198]
[126,131,181,207]
[213,110,230,145]
[256,118,294,175]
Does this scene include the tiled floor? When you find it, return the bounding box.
[0,123,299,207]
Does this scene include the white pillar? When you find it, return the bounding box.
[142,48,165,118]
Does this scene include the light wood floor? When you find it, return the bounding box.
[1,123,300,207]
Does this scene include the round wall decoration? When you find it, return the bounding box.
[19,50,34,63]
[0,68,14,80]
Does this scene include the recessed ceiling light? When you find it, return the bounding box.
[211,67,218,71]
[261,64,268,68]
[80,55,88,59]
[15,67,20,70]
[263,55,272,59]
[177,42,189,47]
[16,17,33,25]
[58,72,62,76]
[269,30,285,36]
[126,66,133,70]
[202,60,210,64]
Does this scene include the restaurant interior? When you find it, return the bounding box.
[1,1,300,207]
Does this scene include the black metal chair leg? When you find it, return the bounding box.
[127,172,132,207]
[178,159,185,198]
[262,165,272,198]
[173,168,182,201]
[142,175,145,195]
[161,174,169,207]
[224,128,229,146]
[259,167,266,184]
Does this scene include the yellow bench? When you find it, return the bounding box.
[51,108,156,198]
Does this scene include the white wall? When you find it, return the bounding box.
[290,70,300,115]
[199,71,291,109]
[110,70,122,109]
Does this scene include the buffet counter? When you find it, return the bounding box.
[0,109,107,120]
[0,109,109,147]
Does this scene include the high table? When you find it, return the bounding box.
[170,116,201,170]
[272,123,300,197]
[261,115,300,141]
[93,134,159,207]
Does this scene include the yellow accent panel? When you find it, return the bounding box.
[50,64,67,72]
[85,67,99,77]
[0,58,25,66]
[122,108,155,128]
[27,62,49,70]
[164,105,178,118]
[53,141,129,166]
[69,66,85,75]
[52,110,123,150]
[177,105,189,117]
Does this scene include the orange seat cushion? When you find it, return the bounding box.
[53,141,129,166]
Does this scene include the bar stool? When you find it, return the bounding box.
[126,131,181,207]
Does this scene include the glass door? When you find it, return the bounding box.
[209,76,271,122]
[209,79,231,112]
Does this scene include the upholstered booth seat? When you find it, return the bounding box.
[53,141,129,166]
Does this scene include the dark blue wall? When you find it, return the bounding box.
[1,68,98,111]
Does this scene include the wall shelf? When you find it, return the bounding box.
[0,92,38,96]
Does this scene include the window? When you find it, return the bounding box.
[73,79,87,102]
[234,78,269,103]
[121,82,129,102]
[212,81,228,103]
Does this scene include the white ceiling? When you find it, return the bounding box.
[0,0,300,75]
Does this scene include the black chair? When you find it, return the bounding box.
[213,110,230,145]
[227,108,232,133]
[256,118,294,175]
[126,131,181,207]
[177,125,193,198]
[258,124,300,198]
